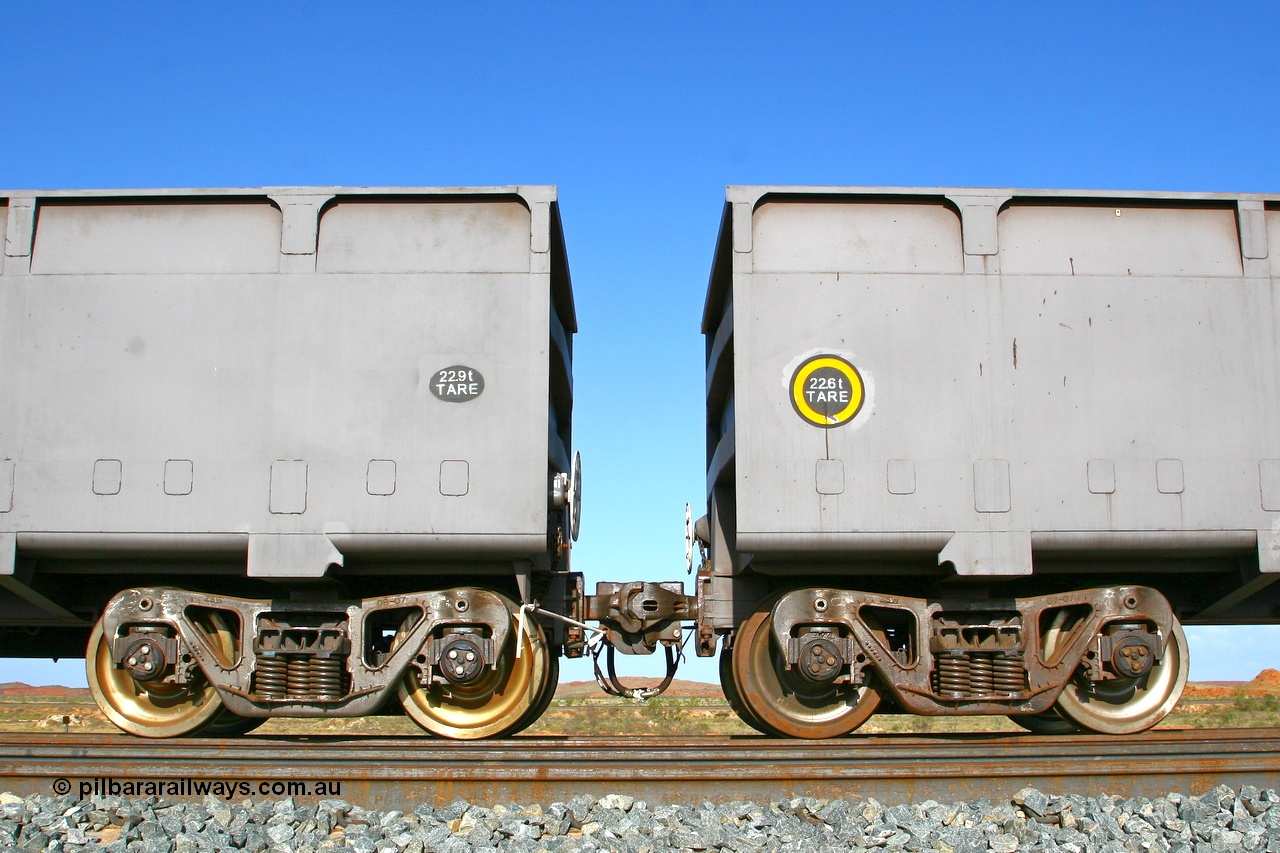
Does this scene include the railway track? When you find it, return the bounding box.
[1,729,1277,809]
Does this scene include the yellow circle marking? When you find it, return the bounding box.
[791,355,864,427]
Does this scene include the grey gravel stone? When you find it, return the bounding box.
[990,834,1020,852]
[1016,788,1052,818]
[243,825,269,853]
[597,794,634,812]
[267,822,296,844]
[6,785,1280,852]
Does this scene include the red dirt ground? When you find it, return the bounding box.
[4,669,1279,703]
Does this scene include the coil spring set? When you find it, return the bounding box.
[251,616,351,703]
[928,615,1028,700]
[932,651,1028,698]
[252,654,348,701]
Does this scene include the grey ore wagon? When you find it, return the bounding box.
[0,186,581,738]
[698,186,1280,737]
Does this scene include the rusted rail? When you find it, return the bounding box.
[1,729,1276,809]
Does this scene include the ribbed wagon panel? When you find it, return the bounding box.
[705,187,1280,622]
[0,186,575,638]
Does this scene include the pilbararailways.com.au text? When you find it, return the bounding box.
[62,777,342,800]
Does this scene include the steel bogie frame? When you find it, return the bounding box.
[100,586,524,719]
[764,584,1174,717]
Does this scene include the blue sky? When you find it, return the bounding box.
[4,2,1280,688]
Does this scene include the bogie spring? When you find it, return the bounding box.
[253,654,348,701]
[933,652,1027,699]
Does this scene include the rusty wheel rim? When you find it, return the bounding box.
[1054,621,1188,735]
[87,612,228,738]
[396,592,548,740]
[719,641,774,735]
[732,603,881,739]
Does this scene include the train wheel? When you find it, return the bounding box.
[506,649,560,736]
[396,592,549,739]
[718,640,773,735]
[1008,708,1081,735]
[732,602,882,739]
[87,612,228,738]
[1054,621,1188,735]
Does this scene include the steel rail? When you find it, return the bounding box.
[1,729,1277,809]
